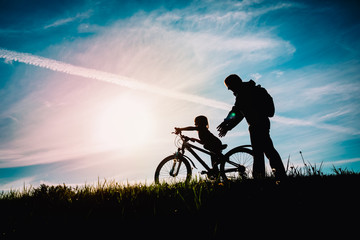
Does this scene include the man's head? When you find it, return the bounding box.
[224,74,242,95]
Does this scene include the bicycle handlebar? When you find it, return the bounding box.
[172,131,191,142]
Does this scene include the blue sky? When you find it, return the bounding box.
[0,0,359,189]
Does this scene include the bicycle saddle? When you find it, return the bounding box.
[221,144,228,150]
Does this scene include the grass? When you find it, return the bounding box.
[1,168,360,239]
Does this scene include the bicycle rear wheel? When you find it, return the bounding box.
[154,155,192,184]
[220,146,253,181]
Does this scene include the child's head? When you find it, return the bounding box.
[194,115,209,128]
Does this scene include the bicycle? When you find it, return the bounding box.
[154,132,253,184]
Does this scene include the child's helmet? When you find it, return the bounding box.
[194,115,209,128]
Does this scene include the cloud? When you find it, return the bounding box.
[43,11,92,29]
[318,109,351,121]
[304,82,360,102]
[2,47,357,138]
[0,176,37,191]
[1,0,359,184]
[325,157,360,166]
[271,70,284,77]
[0,0,297,113]
[0,1,299,173]
[274,115,359,135]
[155,0,295,31]
[250,73,262,80]
[0,48,231,111]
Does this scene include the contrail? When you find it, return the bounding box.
[1,48,357,135]
[0,48,232,110]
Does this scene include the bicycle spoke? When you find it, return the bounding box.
[222,148,253,180]
[156,157,191,184]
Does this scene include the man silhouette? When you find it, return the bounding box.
[217,74,286,179]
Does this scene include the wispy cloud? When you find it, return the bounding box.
[327,158,360,166]
[154,0,296,31]
[0,1,300,174]
[0,176,37,191]
[43,11,92,29]
[1,0,359,186]
[274,115,359,135]
[1,48,357,138]
[318,109,351,121]
[0,48,231,111]
[304,82,360,102]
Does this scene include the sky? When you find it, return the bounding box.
[0,0,359,190]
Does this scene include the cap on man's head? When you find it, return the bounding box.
[224,74,242,89]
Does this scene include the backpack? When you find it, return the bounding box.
[256,85,275,118]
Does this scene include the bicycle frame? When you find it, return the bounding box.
[176,138,218,172]
[154,133,254,183]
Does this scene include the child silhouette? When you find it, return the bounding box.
[175,115,226,173]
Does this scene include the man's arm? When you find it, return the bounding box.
[217,106,244,137]
[224,108,244,129]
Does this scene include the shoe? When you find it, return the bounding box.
[207,167,220,180]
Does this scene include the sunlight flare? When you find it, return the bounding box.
[93,95,156,151]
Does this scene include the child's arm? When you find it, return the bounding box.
[174,126,198,134]
[174,127,203,144]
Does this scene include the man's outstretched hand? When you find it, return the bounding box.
[217,122,228,138]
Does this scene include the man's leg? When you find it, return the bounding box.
[263,131,286,179]
[249,126,266,178]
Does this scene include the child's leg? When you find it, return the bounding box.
[210,155,218,168]
[210,155,219,175]
[211,151,224,171]
[204,144,222,171]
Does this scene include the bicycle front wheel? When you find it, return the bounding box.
[154,155,192,184]
[221,147,253,181]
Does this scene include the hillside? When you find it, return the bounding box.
[1,172,359,239]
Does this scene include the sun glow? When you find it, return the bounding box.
[93,94,156,152]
